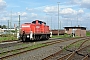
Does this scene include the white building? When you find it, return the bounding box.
[0,28,16,35]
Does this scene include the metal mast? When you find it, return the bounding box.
[19,15,20,32]
[57,2,60,36]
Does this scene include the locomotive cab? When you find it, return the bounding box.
[32,20,46,25]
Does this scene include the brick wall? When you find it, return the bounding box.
[64,27,86,37]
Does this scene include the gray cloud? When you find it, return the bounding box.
[69,0,90,9]
[0,0,7,12]
[80,0,90,9]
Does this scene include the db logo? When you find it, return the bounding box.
[36,26,40,28]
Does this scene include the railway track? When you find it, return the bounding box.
[0,39,64,60]
[42,37,90,60]
[0,37,81,48]
[0,40,22,48]
[0,37,84,60]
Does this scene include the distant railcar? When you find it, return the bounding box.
[51,30,65,35]
[20,20,51,41]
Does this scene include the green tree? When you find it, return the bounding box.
[0,25,1,28]
[2,25,7,29]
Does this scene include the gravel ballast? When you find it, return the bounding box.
[5,39,81,60]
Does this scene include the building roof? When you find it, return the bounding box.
[64,27,86,29]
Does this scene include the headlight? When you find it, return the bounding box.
[27,35,29,38]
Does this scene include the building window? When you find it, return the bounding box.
[66,28,69,31]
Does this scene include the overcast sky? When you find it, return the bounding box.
[0,0,90,30]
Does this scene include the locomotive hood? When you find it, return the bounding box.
[21,24,31,34]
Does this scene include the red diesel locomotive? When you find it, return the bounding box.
[20,20,51,41]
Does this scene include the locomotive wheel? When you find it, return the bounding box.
[45,35,49,40]
[40,36,42,40]
[37,36,38,40]
[33,36,35,40]
[22,35,26,42]
[37,36,40,40]
[46,36,49,40]
[35,36,40,40]
[36,36,38,40]
[34,36,36,40]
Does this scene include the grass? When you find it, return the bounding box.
[64,40,85,50]
[26,43,47,50]
[52,34,72,38]
[52,34,70,38]
[0,35,17,42]
[86,31,90,36]
[0,43,46,57]
[88,49,90,52]
[0,52,7,57]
